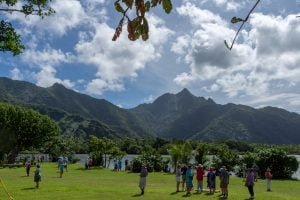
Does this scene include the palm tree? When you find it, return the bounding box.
[168,144,182,171]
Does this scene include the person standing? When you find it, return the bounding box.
[118,160,122,171]
[63,157,68,172]
[265,168,272,192]
[220,166,230,198]
[207,167,216,194]
[245,168,255,199]
[175,165,182,192]
[185,165,194,196]
[139,165,148,195]
[58,158,64,178]
[196,164,205,192]
[181,164,187,191]
[253,164,259,182]
[25,160,31,177]
[34,165,41,188]
[125,159,128,170]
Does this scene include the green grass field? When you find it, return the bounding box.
[0,163,299,200]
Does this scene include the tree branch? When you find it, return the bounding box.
[225,0,261,50]
[0,8,43,15]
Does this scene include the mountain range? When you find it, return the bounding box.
[1,77,300,144]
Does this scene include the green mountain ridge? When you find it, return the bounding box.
[1,77,300,143]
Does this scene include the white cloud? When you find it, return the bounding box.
[32,65,75,88]
[199,0,250,11]
[76,14,173,95]
[142,95,155,104]
[21,46,75,88]
[173,2,300,101]
[22,46,73,67]
[6,0,87,36]
[247,93,300,108]
[10,68,23,80]
[85,78,124,95]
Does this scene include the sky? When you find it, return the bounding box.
[1,0,300,113]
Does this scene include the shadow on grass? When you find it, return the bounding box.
[170,191,178,195]
[20,175,29,178]
[75,167,104,171]
[132,194,143,197]
[205,192,214,196]
[22,187,36,190]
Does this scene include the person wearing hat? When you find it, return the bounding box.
[265,167,272,191]
[207,167,216,194]
[196,164,205,192]
[245,168,255,199]
[219,166,230,198]
[139,165,148,195]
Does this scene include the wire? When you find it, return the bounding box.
[0,178,15,200]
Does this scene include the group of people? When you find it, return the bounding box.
[24,156,69,188]
[173,163,273,199]
[175,164,230,197]
[113,160,122,171]
[25,157,273,198]
[24,160,41,188]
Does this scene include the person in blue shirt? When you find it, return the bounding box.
[185,165,194,196]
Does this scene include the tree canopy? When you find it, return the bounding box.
[0,103,60,163]
[0,0,54,55]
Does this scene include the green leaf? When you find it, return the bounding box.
[145,1,151,12]
[122,0,133,8]
[231,16,244,24]
[142,33,149,41]
[151,0,159,7]
[162,0,172,14]
[114,1,124,13]
[224,40,231,50]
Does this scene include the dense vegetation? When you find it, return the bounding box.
[0,103,60,163]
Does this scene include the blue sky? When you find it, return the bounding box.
[1,0,300,113]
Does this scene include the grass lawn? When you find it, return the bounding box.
[0,163,299,200]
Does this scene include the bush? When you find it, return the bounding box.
[131,152,164,173]
[256,148,299,179]
[71,157,80,164]
[212,147,240,171]
[90,153,104,167]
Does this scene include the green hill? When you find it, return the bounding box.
[1,77,300,143]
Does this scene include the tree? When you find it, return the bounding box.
[194,143,209,165]
[0,0,54,55]
[181,141,193,164]
[212,146,240,171]
[112,0,173,41]
[0,103,60,163]
[88,135,125,168]
[168,143,182,169]
[255,148,299,179]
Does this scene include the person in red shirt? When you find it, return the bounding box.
[265,168,272,191]
[196,164,205,192]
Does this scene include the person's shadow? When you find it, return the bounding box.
[22,187,36,190]
[132,194,143,197]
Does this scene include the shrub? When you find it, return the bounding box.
[256,148,299,179]
[131,152,164,173]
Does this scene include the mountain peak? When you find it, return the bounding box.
[51,83,66,88]
[177,88,193,97]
